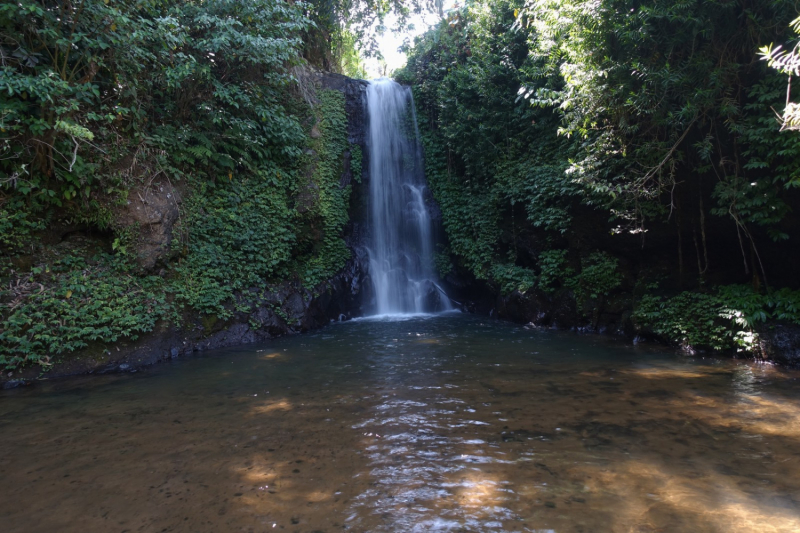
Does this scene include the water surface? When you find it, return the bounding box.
[1,315,799,532]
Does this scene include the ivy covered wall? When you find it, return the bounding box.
[0,0,368,372]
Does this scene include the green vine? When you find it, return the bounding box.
[292,89,352,288]
[350,144,363,183]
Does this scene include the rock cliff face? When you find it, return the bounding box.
[2,73,372,387]
[114,74,372,369]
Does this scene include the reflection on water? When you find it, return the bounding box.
[1,315,799,532]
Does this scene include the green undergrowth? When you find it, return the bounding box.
[0,87,354,371]
[634,286,800,352]
[350,145,363,183]
[170,167,298,318]
[0,254,168,370]
[0,199,47,256]
[292,89,352,288]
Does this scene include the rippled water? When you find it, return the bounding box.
[1,314,800,532]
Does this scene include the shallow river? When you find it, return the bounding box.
[2,314,800,533]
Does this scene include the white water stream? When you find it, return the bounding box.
[366,78,451,315]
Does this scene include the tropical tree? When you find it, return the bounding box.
[760,16,800,130]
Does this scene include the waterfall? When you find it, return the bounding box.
[366,78,452,315]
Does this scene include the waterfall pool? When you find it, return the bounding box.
[1,314,799,532]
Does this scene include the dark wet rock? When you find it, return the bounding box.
[492,287,635,337]
[96,364,120,375]
[318,73,368,147]
[757,321,800,367]
[535,463,557,476]
[283,293,306,324]
[3,379,27,390]
[714,464,739,476]
[591,380,623,393]
[545,383,574,397]
[501,429,534,442]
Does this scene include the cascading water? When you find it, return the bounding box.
[366,78,452,315]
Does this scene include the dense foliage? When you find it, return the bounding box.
[400,0,575,295]
[1,251,169,369]
[760,16,800,130]
[302,0,447,74]
[0,0,356,369]
[634,285,800,352]
[1,0,309,209]
[399,0,800,350]
[522,0,800,253]
[3,0,800,370]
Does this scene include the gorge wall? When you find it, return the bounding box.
[1,73,373,387]
[4,57,800,390]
